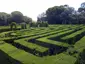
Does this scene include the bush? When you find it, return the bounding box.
[29,22,37,27]
[29,21,49,27]
[75,49,85,64]
[21,23,27,29]
[67,46,78,55]
[44,21,49,27]
[10,22,17,30]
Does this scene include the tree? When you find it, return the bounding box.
[78,2,85,12]
[46,6,65,24]
[78,2,85,24]
[0,12,9,25]
[0,11,32,26]
[46,5,75,24]
[6,14,12,25]
[23,16,32,24]
[37,12,47,22]
[60,6,75,24]
[11,11,23,23]
[81,2,85,8]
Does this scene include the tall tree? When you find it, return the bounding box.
[78,2,85,12]
[46,5,75,24]
[60,5,75,24]
[0,12,8,25]
[78,2,85,24]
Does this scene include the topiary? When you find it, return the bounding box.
[10,22,17,30]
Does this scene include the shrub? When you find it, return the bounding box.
[10,22,17,30]
[21,22,27,29]
[67,46,78,55]
[29,22,37,27]
[29,21,49,27]
[75,49,85,64]
[44,21,49,27]
[37,21,49,27]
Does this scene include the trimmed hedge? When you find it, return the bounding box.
[61,29,85,44]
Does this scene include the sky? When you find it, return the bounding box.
[0,0,85,20]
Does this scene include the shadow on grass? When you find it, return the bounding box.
[0,50,22,64]
[4,39,67,57]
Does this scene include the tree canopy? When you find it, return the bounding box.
[0,11,32,26]
[37,2,85,24]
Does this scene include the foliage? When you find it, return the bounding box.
[75,49,85,64]
[0,12,10,25]
[29,22,37,27]
[11,11,23,23]
[29,21,49,27]
[21,22,27,29]
[23,16,32,24]
[10,22,17,30]
[67,46,78,55]
[37,2,85,24]
[0,25,85,64]
[0,11,32,26]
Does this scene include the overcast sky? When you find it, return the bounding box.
[0,0,85,20]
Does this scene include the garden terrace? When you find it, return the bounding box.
[61,28,85,44]
[0,25,85,64]
[4,27,69,56]
[0,49,21,64]
[0,42,42,64]
[15,39,49,56]
[0,42,76,64]
[49,27,85,44]
[36,29,78,47]
[4,39,48,57]
[0,25,67,41]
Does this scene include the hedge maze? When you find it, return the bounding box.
[0,25,85,64]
